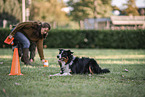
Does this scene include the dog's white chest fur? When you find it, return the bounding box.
[61,61,71,73]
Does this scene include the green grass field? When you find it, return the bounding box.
[0,48,145,97]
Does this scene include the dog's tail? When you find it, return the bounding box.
[101,69,110,73]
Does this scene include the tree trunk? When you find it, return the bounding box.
[79,20,84,29]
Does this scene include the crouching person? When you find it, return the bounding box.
[8,21,51,66]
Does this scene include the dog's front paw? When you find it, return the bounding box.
[49,72,72,77]
[62,73,72,76]
[49,73,61,77]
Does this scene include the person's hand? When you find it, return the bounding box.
[8,35,13,39]
[42,59,45,63]
[30,59,34,62]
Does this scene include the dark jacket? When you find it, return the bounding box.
[10,21,44,60]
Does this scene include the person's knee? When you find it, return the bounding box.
[23,41,30,48]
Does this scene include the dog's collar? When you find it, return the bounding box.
[67,56,76,66]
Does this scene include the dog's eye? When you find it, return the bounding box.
[62,53,65,56]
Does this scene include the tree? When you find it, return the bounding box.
[0,0,4,13]
[0,0,21,25]
[94,0,112,18]
[30,0,69,28]
[123,0,139,16]
[67,0,94,29]
[4,0,22,21]
[67,0,93,22]
[67,0,112,29]
[112,6,120,11]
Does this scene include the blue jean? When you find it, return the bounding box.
[14,32,30,48]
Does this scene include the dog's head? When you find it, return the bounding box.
[57,49,73,63]
[57,49,74,74]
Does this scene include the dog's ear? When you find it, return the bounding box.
[67,50,73,54]
[70,51,74,54]
[71,52,74,54]
[59,48,63,51]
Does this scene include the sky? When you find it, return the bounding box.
[112,0,145,9]
[63,0,145,8]
[62,0,145,13]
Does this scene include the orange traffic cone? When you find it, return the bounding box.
[9,48,23,75]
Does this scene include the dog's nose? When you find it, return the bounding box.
[57,55,59,58]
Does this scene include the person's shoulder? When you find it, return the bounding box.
[18,21,39,24]
[32,21,41,24]
[16,21,42,27]
[17,21,33,25]
[31,21,42,26]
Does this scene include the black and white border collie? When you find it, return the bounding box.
[57,49,110,75]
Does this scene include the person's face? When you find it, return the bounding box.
[41,28,49,34]
[41,28,49,38]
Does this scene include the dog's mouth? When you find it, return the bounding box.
[58,57,69,64]
[58,57,66,61]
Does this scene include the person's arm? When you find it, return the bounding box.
[36,39,45,61]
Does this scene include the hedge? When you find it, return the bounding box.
[0,28,12,48]
[0,28,145,49]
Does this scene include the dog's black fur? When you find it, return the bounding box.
[57,49,110,74]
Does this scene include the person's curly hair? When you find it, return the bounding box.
[42,22,51,30]
[32,22,51,39]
